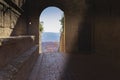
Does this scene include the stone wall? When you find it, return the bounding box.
[64,1,91,53]
[0,36,35,69]
[1,0,120,79]
[2,0,120,56]
[0,36,39,80]
[0,1,39,80]
[0,0,27,37]
[59,32,65,53]
[92,0,120,66]
[21,0,87,53]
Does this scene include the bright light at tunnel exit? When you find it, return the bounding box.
[39,7,64,33]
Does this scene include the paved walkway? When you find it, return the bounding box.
[42,42,59,53]
[29,52,120,80]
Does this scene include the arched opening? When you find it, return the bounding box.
[39,7,65,53]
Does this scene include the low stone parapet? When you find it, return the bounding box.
[0,45,39,80]
[0,36,39,80]
[0,36,35,69]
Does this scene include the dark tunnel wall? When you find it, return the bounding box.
[93,0,120,65]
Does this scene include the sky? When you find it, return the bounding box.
[39,7,64,33]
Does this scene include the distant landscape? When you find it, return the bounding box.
[42,32,60,42]
[41,32,60,53]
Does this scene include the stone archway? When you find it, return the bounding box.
[25,0,91,53]
[1,0,120,80]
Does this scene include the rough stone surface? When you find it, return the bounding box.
[0,36,35,69]
[0,45,38,80]
[60,32,65,52]
[0,0,27,37]
[29,52,120,80]
[1,0,120,79]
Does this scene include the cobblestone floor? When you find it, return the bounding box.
[29,52,120,80]
[42,42,59,53]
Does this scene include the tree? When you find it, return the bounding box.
[39,22,44,32]
[60,15,64,32]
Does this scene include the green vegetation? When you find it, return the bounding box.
[39,22,44,32]
[60,15,64,32]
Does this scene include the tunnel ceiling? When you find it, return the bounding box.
[24,0,87,17]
